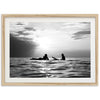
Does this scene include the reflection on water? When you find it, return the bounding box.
[10,58,90,78]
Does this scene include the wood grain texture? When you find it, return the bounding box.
[2,14,98,18]
[1,14,98,86]
[1,15,5,86]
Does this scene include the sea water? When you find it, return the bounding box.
[10,58,90,78]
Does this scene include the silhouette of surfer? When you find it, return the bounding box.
[30,54,49,60]
[52,53,65,60]
[61,53,65,60]
[43,54,49,60]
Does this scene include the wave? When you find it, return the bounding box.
[10,58,90,78]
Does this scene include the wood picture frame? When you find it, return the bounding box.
[2,14,98,86]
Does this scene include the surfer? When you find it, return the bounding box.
[52,53,65,60]
[61,53,65,60]
[43,54,49,60]
[30,54,49,60]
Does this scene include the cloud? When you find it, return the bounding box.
[80,22,90,24]
[24,27,36,31]
[72,31,90,40]
[10,26,36,41]
[10,31,20,36]
[11,30,35,41]
[10,22,37,42]
[17,30,33,36]
[10,22,91,41]
[16,22,24,25]
[17,30,24,34]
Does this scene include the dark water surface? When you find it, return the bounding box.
[10,58,90,78]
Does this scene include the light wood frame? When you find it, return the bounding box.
[1,14,98,86]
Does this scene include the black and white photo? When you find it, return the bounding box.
[10,22,91,78]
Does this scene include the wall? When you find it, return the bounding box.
[0,0,99,100]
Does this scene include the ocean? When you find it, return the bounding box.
[10,58,90,78]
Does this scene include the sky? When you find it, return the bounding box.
[10,22,90,58]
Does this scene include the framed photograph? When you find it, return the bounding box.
[2,14,98,86]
